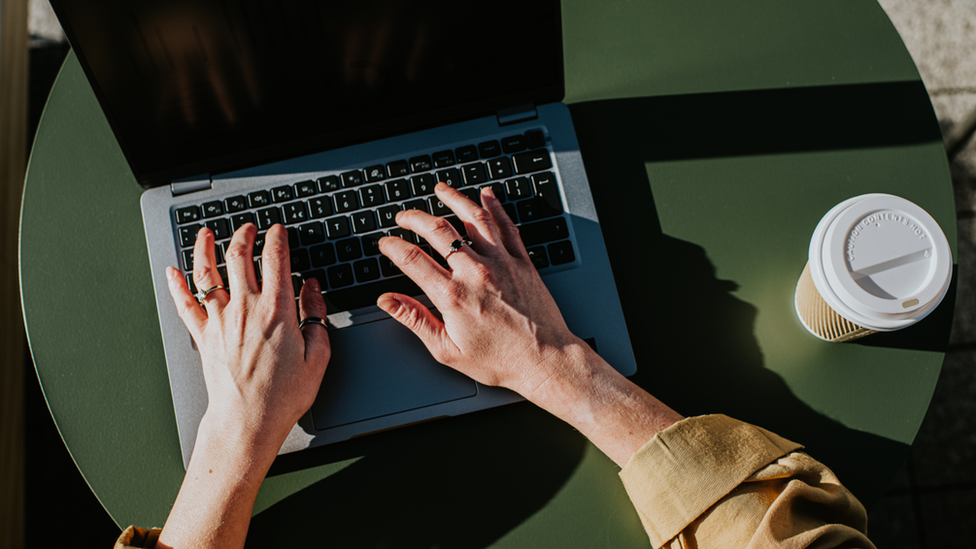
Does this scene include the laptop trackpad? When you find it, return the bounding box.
[310,317,478,431]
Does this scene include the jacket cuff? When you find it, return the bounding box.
[114,526,162,549]
[618,414,802,547]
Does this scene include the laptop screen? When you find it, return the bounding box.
[51,0,564,189]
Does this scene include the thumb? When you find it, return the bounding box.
[298,277,330,367]
[377,293,457,364]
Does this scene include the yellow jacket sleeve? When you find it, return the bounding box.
[619,415,876,549]
[114,526,162,549]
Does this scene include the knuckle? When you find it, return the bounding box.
[223,243,250,263]
[424,216,455,238]
[469,207,493,228]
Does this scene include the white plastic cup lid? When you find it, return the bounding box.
[808,194,952,332]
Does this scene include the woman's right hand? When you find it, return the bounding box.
[376,183,588,400]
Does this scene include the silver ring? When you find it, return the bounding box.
[194,285,225,305]
[444,239,471,261]
[299,317,329,330]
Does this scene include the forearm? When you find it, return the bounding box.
[521,338,684,467]
[156,416,276,549]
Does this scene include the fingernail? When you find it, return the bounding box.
[166,267,179,280]
[377,295,401,315]
[481,187,495,199]
[305,277,320,292]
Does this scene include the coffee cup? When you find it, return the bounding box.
[795,194,952,342]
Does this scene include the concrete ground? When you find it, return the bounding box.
[868,1,976,547]
[22,0,976,546]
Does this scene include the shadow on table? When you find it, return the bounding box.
[248,82,944,546]
[568,82,945,504]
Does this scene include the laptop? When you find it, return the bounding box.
[49,0,636,468]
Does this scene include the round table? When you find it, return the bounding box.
[21,1,955,546]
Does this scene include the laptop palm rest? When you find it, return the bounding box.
[310,316,478,431]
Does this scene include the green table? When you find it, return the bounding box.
[21,1,955,546]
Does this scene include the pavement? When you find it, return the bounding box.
[22,0,976,546]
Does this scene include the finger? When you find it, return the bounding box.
[394,207,476,265]
[192,227,229,311]
[223,223,260,295]
[260,224,296,314]
[379,235,452,290]
[298,278,330,366]
[166,266,207,337]
[481,186,529,260]
[377,293,457,364]
[434,183,502,251]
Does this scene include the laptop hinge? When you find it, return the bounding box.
[171,175,213,196]
[496,104,538,126]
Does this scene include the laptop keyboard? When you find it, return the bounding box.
[172,128,576,315]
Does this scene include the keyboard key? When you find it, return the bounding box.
[323,276,421,313]
[287,227,301,249]
[486,157,513,180]
[377,205,400,228]
[292,273,304,296]
[512,149,552,174]
[179,224,202,247]
[428,196,451,216]
[271,185,294,203]
[298,221,326,246]
[317,175,340,193]
[309,243,337,267]
[201,201,224,218]
[455,145,478,163]
[224,195,247,213]
[548,240,575,265]
[282,202,308,224]
[461,163,488,185]
[401,199,428,214]
[525,246,549,269]
[294,180,317,197]
[291,248,311,272]
[501,135,527,154]
[359,185,385,207]
[325,216,351,239]
[256,207,282,229]
[364,165,386,182]
[253,232,266,255]
[531,171,562,215]
[230,212,255,231]
[336,237,363,261]
[379,256,401,278]
[340,170,363,188]
[517,198,543,223]
[388,227,417,244]
[175,206,201,224]
[354,258,381,283]
[519,217,568,247]
[385,179,411,201]
[361,233,383,256]
[409,155,432,172]
[328,263,355,288]
[410,174,435,196]
[351,210,377,234]
[458,188,479,202]
[303,269,328,290]
[436,168,462,188]
[205,218,231,240]
[505,177,532,199]
[432,150,456,167]
[481,182,506,202]
[387,160,409,178]
[307,197,333,218]
[478,140,501,158]
[181,249,195,271]
[525,129,546,149]
[333,190,359,213]
[248,190,271,208]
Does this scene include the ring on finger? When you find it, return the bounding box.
[299,317,329,330]
[194,284,225,305]
[444,238,472,261]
